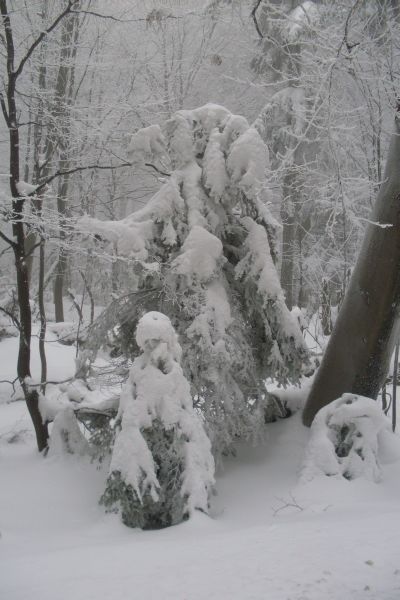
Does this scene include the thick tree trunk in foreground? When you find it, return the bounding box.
[303,112,400,426]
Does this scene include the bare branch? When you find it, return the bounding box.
[32,161,132,195]
[0,305,20,329]
[251,0,264,39]
[0,376,18,393]
[70,9,192,23]
[0,228,16,247]
[144,162,171,177]
[0,91,10,126]
[341,0,363,55]
[13,1,80,80]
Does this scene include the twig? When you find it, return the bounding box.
[79,270,94,325]
[67,289,84,324]
[0,229,16,248]
[26,376,74,388]
[0,305,20,329]
[0,376,18,393]
[251,0,264,39]
[272,492,304,516]
[341,0,362,55]
[32,161,132,195]
[144,162,171,177]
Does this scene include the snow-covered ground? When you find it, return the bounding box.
[1,333,400,600]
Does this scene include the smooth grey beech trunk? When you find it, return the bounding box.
[303,111,400,426]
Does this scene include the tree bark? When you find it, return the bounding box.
[303,111,400,426]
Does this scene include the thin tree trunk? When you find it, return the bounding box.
[280,170,296,310]
[392,340,399,432]
[303,111,400,426]
[38,236,47,394]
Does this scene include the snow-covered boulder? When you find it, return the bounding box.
[301,393,400,483]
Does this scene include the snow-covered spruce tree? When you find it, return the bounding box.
[100,312,214,529]
[80,103,308,458]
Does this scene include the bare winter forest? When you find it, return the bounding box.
[1,2,400,599]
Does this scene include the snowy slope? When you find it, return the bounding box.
[1,335,400,600]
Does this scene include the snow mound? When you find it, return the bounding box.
[301,393,400,483]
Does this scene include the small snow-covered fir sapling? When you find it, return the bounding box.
[81,103,309,458]
[301,394,400,483]
[100,312,215,529]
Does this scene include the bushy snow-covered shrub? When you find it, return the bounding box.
[100,312,215,529]
[301,393,398,483]
[81,103,309,457]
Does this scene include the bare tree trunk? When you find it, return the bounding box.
[280,171,296,311]
[38,236,47,394]
[52,9,80,321]
[54,178,69,322]
[303,111,400,426]
[320,278,332,336]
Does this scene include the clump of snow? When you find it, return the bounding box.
[135,311,182,364]
[16,180,38,196]
[203,128,229,200]
[79,174,185,258]
[291,306,308,332]
[301,394,400,483]
[127,124,165,165]
[235,217,306,382]
[227,127,269,199]
[101,312,215,529]
[39,378,118,424]
[180,162,208,228]
[283,1,319,43]
[79,214,152,260]
[172,225,224,284]
[165,113,195,166]
[256,87,307,144]
[48,407,91,457]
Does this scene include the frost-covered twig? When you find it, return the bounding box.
[272,492,304,516]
